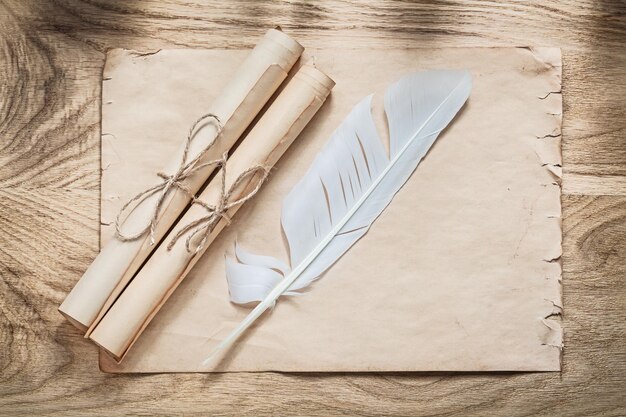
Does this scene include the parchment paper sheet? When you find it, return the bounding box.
[99,47,562,372]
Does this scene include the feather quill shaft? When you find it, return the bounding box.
[203,70,471,365]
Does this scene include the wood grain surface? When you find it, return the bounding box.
[0,1,624,415]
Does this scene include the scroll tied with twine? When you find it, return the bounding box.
[88,63,335,363]
[115,113,224,245]
[115,113,269,254]
[58,28,305,334]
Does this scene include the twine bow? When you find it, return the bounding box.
[167,161,269,254]
[115,113,223,245]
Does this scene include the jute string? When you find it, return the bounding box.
[167,161,269,254]
[115,113,268,253]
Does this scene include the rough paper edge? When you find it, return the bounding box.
[98,46,565,373]
[527,47,563,368]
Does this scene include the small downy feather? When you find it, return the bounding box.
[206,70,472,365]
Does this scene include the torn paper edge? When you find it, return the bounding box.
[99,47,566,372]
[527,47,564,366]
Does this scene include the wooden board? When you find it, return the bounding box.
[0,0,624,415]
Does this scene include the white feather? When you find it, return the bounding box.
[205,70,472,365]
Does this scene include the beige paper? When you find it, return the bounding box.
[99,47,562,372]
[90,65,334,361]
[59,29,303,332]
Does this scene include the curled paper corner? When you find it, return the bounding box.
[527,47,563,70]
[103,48,133,79]
[103,48,164,84]
[517,47,562,73]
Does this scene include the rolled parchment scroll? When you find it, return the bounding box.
[59,29,303,331]
[90,65,335,361]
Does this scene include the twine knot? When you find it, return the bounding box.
[115,113,223,245]
[168,161,269,254]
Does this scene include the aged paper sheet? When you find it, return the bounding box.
[99,47,562,372]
